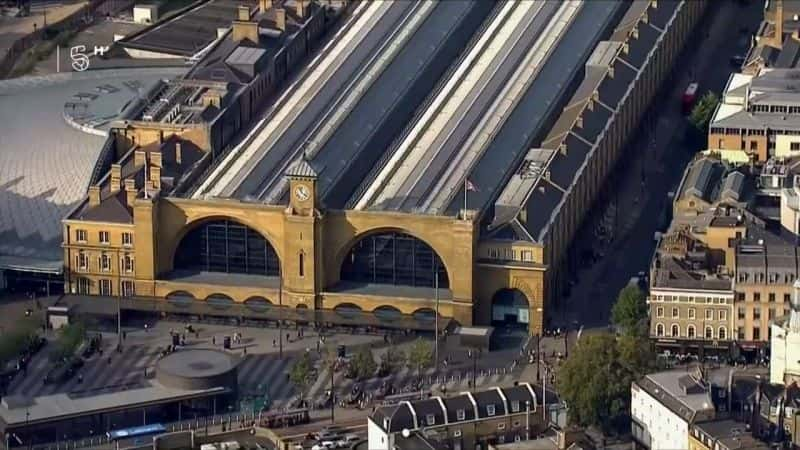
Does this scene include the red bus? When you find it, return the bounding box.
[682,82,699,114]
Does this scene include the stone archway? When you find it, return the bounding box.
[491,288,530,330]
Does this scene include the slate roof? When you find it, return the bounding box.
[487,0,683,243]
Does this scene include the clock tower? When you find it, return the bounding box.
[286,155,318,216]
[283,155,320,307]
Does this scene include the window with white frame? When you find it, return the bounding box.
[706,309,713,320]
[100,253,111,272]
[99,231,110,244]
[511,400,520,413]
[456,409,465,421]
[122,280,135,297]
[75,229,87,242]
[77,251,88,270]
[426,414,435,426]
[487,404,496,416]
[122,232,133,247]
[656,307,664,318]
[123,254,134,273]
[99,279,112,296]
[719,310,727,321]
[688,308,696,319]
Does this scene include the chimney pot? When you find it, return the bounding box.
[88,185,101,207]
[134,150,146,167]
[150,151,163,168]
[296,0,307,19]
[260,0,272,12]
[275,8,286,31]
[124,179,137,206]
[175,142,182,165]
[237,5,250,21]
[110,164,122,193]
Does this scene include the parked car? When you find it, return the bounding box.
[335,435,361,448]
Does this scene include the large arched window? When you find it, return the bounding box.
[174,219,279,276]
[341,232,448,288]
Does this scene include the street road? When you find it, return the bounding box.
[559,0,763,330]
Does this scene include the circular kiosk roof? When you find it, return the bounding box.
[156,349,239,390]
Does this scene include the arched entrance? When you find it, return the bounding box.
[174,219,279,276]
[491,289,529,329]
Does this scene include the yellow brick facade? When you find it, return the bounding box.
[64,176,548,334]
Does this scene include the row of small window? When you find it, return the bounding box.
[651,295,730,304]
[75,229,133,246]
[749,104,800,115]
[737,272,796,285]
[655,307,726,320]
[736,306,788,320]
[487,248,536,263]
[75,278,134,296]
[654,324,727,340]
[735,292,792,303]
[75,252,134,273]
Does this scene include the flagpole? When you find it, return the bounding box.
[463,178,468,216]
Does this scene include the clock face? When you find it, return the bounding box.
[294,184,310,202]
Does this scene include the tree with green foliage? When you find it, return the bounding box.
[611,285,648,336]
[348,348,377,380]
[406,338,433,376]
[689,91,719,133]
[50,322,86,363]
[556,333,657,434]
[289,352,315,398]
[380,346,406,372]
[0,317,39,365]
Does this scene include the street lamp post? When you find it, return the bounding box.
[330,361,335,423]
[535,333,540,382]
[278,265,283,359]
[468,349,480,392]
[525,400,530,440]
[434,266,439,372]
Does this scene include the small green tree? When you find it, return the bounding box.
[611,285,648,336]
[349,348,377,380]
[0,317,39,365]
[406,339,433,376]
[50,322,86,362]
[381,346,406,372]
[289,352,315,398]
[689,91,719,133]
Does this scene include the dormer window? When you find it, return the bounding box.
[456,409,465,421]
[487,404,496,417]
[426,414,435,426]
[511,400,520,413]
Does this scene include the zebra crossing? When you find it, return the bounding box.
[7,345,523,409]
[236,354,297,405]
[8,344,162,399]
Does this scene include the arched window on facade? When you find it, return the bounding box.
[687,325,695,339]
[341,231,448,288]
[671,324,679,337]
[705,326,714,339]
[718,327,727,340]
[174,219,279,276]
[656,323,664,337]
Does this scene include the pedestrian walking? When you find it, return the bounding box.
[212,336,216,345]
